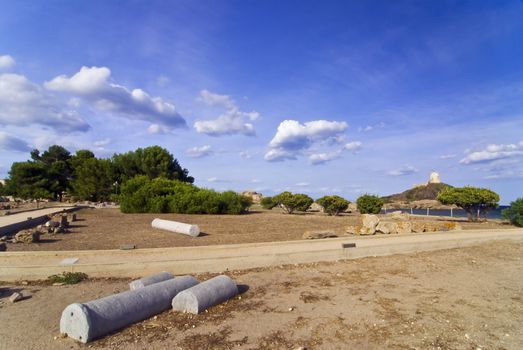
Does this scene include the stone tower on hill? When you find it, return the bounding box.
[429,171,441,184]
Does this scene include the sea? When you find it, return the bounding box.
[382,206,510,220]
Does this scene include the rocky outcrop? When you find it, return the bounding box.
[241,191,263,204]
[14,230,40,243]
[361,214,379,235]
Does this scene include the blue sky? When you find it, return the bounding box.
[1,0,523,203]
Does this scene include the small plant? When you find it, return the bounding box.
[356,194,384,214]
[47,272,88,285]
[316,195,350,216]
[502,197,523,227]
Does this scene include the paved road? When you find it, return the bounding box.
[1,228,522,281]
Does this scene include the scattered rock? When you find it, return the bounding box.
[45,220,60,228]
[14,230,40,243]
[68,213,77,222]
[302,230,338,239]
[346,226,362,235]
[396,221,413,234]
[361,214,379,235]
[376,222,399,234]
[0,242,6,251]
[9,292,23,303]
[387,211,410,220]
[443,221,463,231]
[308,202,324,212]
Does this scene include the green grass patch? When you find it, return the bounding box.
[47,272,88,285]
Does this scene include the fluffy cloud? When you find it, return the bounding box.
[194,89,259,136]
[147,124,171,134]
[460,141,523,164]
[0,132,31,152]
[0,55,15,70]
[440,154,457,159]
[387,165,419,176]
[265,120,350,162]
[344,141,362,153]
[185,145,213,158]
[93,138,111,147]
[45,66,186,130]
[0,73,90,132]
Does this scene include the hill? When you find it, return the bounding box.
[382,183,452,203]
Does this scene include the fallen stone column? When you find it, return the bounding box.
[60,275,199,343]
[129,271,175,290]
[171,275,238,314]
[151,218,200,237]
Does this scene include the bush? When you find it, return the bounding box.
[316,195,350,216]
[272,191,313,214]
[261,196,277,210]
[502,198,523,227]
[119,176,251,214]
[437,186,499,221]
[356,194,384,214]
[47,272,88,285]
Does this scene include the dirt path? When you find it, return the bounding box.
[5,208,512,252]
[1,240,522,350]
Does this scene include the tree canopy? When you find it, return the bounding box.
[316,195,350,216]
[272,191,313,214]
[437,186,499,221]
[356,194,384,214]
[3,145,193,202]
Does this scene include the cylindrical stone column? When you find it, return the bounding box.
[171,275,238,314]
[151,218,200,237]
[129,271,175,290]
[60,275,199,343]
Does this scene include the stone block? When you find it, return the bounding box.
[302,230,337,239]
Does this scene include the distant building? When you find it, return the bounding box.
[412,171,441,188]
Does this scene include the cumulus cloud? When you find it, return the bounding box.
[460,141,523,164]
[265,119,350,162]
[185,145,213,158]
[344,141,362,153]
[194,89,259,136]
[45,66,186,130]
[0,55,15,70]
[147,123,171,134]
[0,73,90,132]
[440,154,457,159]
[93,138,111,147]
[387,165,419,176]
[0,132,31,152]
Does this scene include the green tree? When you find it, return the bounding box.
[502,198,523,227]
[316,195,350,216]
[437,186,499,221]
[30,145,72,200]
[272,191,313,214]
[261,196,277,209]
[69,149,96,171]
[70,158,115,201]
[356,194,384,214]
[3,162,53,200]
[112,146,193,183]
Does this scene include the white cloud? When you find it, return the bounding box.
[295,182,310,186]
[0,132,31,152]
[185,145,213,158]
[251,179,262,183]
[309,151,341,165]
[156,75,170,87]
[239,151,252,159]
[358,122,385,132]
[194,89,259,136]
[440,154,457,159]
[45,66,186,129]
[0,55,15,70]
[265,119,349,162]
[387,165,419,176]
[93,138,111,147]
[0,73,90,132]
[147,123,171,134]
[460,141,523,164]
[344,141,362,153]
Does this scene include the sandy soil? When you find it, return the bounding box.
[4,208,512,251]
[1,240,522,349]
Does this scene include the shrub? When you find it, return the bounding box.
[316,195,350,216]
[273,191,313,214]
[119,176,251,214]
[437,186,499,221]
[356,194,384,214]
[502,198,523,227]
[47,272,88,285]
[261,196,277,210]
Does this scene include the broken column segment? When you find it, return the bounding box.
[60,275,199,343]
[129,271,175,290]
[171,275,238,314]
[151,218,200,237]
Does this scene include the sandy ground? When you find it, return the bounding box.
[1,240,522,350]
[4,208,512,251]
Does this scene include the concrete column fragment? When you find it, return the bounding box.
[60,275,199,343]
[129,271,175,290]
[171,275,238,314]
[151,218,200,237]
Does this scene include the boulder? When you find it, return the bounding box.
[240,191,263,204]
[387,211,410,220]
[302,230,338,239]
[411,222,425,233]
[396,221,412,234]
[376,222,399,234]
[346,226,362,235]
[45,220,60,228]
[308,202,324,212]
[361,214,379,235]
[346,202,358,213]
[14,230,40,243]
[9,292,23,303]
[443,221,463,231]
